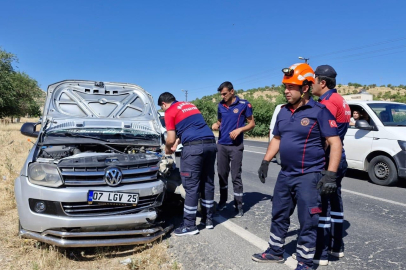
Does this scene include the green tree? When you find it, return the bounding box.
[0,48,42,119]
[0,48,17,118]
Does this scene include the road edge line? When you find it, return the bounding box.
[341,188,406,207]
[213,214,297,269]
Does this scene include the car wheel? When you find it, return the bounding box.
[368,155,398,186]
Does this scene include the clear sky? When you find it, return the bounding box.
[1,0,406,101]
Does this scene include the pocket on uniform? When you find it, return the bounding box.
[309,205,322,227]
[189,146,204,156]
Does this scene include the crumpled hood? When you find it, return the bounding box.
[42,80,161,134]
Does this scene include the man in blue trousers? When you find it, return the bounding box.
[158,92,217,236]
[252,63,343,270]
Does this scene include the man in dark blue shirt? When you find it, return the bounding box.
[252,63,343,270]
[158,92,217,236]
[212,81,255,217]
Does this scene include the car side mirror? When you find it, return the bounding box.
[21,122,40,137]
[355,120,373,130]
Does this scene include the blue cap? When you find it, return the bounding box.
[315,65,337,78]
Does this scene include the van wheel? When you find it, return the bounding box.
[368,155,398,186]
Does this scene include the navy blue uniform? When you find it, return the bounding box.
[268,98,339,268]
[316,89,351,260]
[217,96,253,208]
[165,101,216,226]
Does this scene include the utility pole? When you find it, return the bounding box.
[182,89,188,101]
[298,56,309,64]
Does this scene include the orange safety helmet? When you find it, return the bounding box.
[282,63,315,86]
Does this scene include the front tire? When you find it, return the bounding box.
[368,155,398,186]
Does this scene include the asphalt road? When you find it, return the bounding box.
[163,140,406,270]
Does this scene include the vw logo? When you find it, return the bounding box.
[104,167,123,186]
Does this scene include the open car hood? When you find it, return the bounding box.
[42,80,161,134]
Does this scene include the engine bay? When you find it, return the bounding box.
[38,144,162,160]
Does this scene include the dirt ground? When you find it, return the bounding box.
[0,120,180,270]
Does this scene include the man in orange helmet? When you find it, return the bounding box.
[251,63,343,270]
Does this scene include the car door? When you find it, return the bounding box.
[345,104,374,170]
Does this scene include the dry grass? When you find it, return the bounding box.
[0,119,180,270]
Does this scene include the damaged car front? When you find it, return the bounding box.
[15,80,175,247]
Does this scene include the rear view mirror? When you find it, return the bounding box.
[355,120,373,130]
[21,122,40,138]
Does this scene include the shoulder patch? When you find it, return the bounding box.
[239,101,246,104]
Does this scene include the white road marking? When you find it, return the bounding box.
[244,150,266,155]
[245,145,268,149]
[214,215,297,269]
[341,189,406,207]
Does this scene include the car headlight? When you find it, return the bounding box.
[398,140,406,151]
[28,163,63,187]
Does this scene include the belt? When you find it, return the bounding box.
[183,139,216,146]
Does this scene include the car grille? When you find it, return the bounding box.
[61,194,160,216]
[59,163,159,186]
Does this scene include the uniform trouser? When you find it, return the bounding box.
[217,143,244,208]
[180,142,217,227]
[268,172,322,268]
[315,158,348,259]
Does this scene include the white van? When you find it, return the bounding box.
[269,101,406,186]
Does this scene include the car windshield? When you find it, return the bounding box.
[368,103,406,126]
[46,128,160,142]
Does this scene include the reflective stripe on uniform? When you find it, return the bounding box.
[183,208,197,214]
[234,193,243,197]
[269,239,284,247]
[220,185,228,189]
[330,211,344,216]
[297,244,315,253]
[184,205,198,211]
[270,232,283,242]
[318,217,331,221]
[318,224,331,228]
[297,250,315,259]
[201,202,213,208]
[331,218,343,223]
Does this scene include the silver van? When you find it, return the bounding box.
[16,80,178,247]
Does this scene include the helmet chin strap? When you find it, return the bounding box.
[289,89,305,106]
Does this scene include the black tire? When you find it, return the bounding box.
[368,155,398,186]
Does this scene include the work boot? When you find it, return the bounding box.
[252,247,284,263]
[174,224,199,236]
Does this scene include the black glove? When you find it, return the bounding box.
[317,171,338,195]
[258,160,270,183]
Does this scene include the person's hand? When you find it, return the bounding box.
[316,171,337,195]
[258,160,270,183]
[229,128,242,140]
[171,138,180,152]
[212,122,220,130]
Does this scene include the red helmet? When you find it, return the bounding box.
[282,63,315,86]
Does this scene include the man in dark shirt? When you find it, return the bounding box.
[212,81,255,217]
[252,63,342,270]
[158,92,217,236]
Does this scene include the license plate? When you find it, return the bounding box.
[87,190,139,205]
